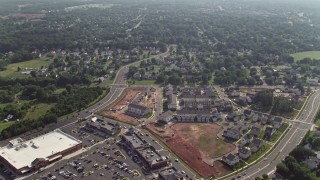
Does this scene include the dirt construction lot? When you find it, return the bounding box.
[101,87,157,125]
[101,87,146,125]
[147,123,235,177]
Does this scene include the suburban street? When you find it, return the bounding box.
[227,90,320,179]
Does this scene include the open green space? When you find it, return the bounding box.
[24,103,55,120]
[0,58,51,77]
[291,51,320,61]
[54,88,66,94]
[209,74,215,84]
[129,79,156,85]
[0,121,15,132]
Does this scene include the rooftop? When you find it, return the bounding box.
[0,129,81,170]
[128,103,150,112]
[159,167,184,180]
[137,146,166,165]
[123,131,147,149]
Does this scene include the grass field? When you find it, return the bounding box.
[24,103,55,120]
[0,121,15,132]
[291,51,320,61]
[131,79,156,85]
[0,58,51,77]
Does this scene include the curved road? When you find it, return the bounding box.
[227,90,320,179]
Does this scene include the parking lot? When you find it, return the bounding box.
[61,121,108,147]
[26,137,146,180]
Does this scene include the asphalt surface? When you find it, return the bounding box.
[228,90,320,179]
[1,47,197,180]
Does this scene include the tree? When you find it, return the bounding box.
[30,71,37,77]
[168,74,182,85]
[276,163,289,177]
[254,90,273,109]
[296,82,305,95]
[311,137,320,150]
[262,174,269,180]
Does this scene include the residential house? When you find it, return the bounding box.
[133,72,142,80]
[168,94,178,111]
[260,115,268,125]
[251,138,263,152]
[222,154,240,166]
[239,147,252,159]
[223,128,241,140]
[274,117,283,129]
[264,126,275,140]
[243,109,252,119]
[237,96,248,106]
[212,111,222,122]
[252,113,260,122]
[126,103,151,118]
[164,84,174,96]
[175,109,212,123]
[266,115,274,125]
[307,78,319,86]
[229,90,240,98]
[158,111,174,124]
[240,134,254,146]
[250,126,261,137]
[303,156,320,170]
[227,112,237,121]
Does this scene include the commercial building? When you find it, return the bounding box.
[0,129,82,175]
[122,128,168,171]
[122,128,149,150]
[136,146,168,170]
[85,117,121,136]
[158,167,185,180]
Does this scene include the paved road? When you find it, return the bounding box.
[227,90,320,179]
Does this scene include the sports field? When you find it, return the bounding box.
[291,51,320,61]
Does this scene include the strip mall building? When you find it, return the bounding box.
[0,129,82,175]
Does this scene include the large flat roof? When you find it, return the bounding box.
[0,129,81,170]
[123,132,147,149]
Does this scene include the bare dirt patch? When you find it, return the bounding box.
[146,123,235,177]
[101,87,156,125]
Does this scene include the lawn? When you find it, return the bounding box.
[130,79,156,85]
[209,74,215,84]
[0,58,51,78]
[24,103,55,120]
[291,51,320,61]
[54,88,66,94]
[246,143,272,164]
[268,123,289,143]
[0,121,15,132]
